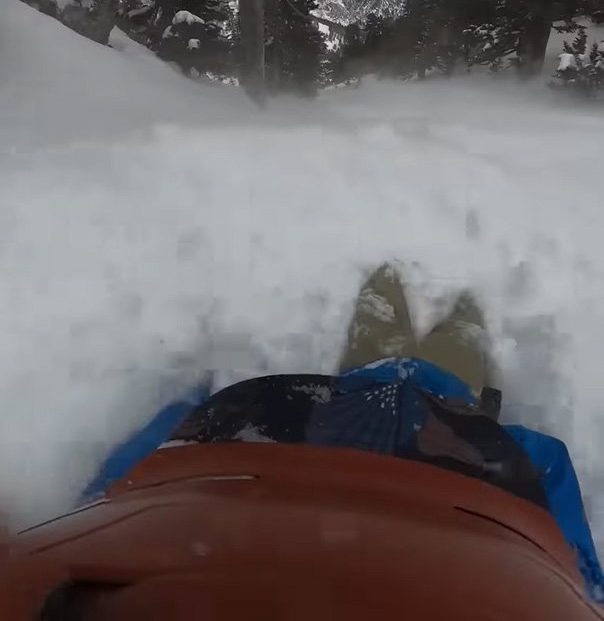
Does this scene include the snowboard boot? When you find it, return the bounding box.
[339,263,418,372]
[417,291,493,397]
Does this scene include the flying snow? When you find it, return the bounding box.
[2,2,604,564]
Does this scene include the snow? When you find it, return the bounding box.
[172,10,205,26]
[233,423,276,443]
[358,291,396,323]
[314,0,404,25]
[291,384,332,404]
[3,1,604,566]
[558,52,577,71]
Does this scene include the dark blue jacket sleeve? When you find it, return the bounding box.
[504,425,604,602]
[82,384,210,502]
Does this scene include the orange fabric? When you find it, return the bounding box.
[3,443,604,620]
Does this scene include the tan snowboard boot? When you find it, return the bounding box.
[338,263,418,372]
[340,264,498,393]
[417,291,492,396]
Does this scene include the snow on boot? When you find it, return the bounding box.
[339,263,418,371]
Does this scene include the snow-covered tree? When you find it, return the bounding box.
[336,21,370,82]
[315,0,404,25]
[264,0,326,96]
[552,31,604,94]
[364,12,384,51]
[21,0,118,44]
[117,0,235,77]
[60,0,119,45]
[463,0,585,76]
[384,0,472,79]
[21,0,59,17]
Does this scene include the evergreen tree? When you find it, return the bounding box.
[131,0,235,78]
[363,13,389,75]
[22,0,59,18]
[239,0,265,101]
[373,15,418,78]
[264,0,326,96]
[364,12,384,53]
[336,12,416,82]
[61,0,119,45]
[405,0,440,79]
[337,22,368,82]
[553,29,604,95]
[354,0,492,80]
[590,41,600,64]
[463,0,583,75]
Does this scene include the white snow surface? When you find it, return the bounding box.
[558,52,578,71]
[173,10,205,26]
[3,2,604,557]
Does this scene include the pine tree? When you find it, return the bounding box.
[336,22,368,82]
[363,13,389,75]
[400,0,469,79]
[265,0,326,96]
[364,13,384,53]
[370,14,415,78]
[239,0,265,101]
[552,24,604,95]
[61,0,119,45]
[404,0,437,79]
[264,0,285,92]
[129,1,231,48]
[463,0,583,75]
[22,0,59,18]
[570,27,588,55]
[147,1,234,78]
[590,41,600,64]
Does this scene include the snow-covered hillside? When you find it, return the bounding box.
[2,1,604,559]
[314,0,404,24]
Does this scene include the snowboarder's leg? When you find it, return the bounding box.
[417,291,492,396]
[339,263,418,372]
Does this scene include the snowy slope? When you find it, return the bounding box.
[314,0,404,24]
[3,1,604,558]
[0,4,247,152]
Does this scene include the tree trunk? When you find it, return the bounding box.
[61,0,118,45]
[264,0,282,94]
[92,0,118,45]
[518,1,554,77]
[239,0,266,105]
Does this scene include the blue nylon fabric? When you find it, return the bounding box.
[504,425,604,602]
[341,356,478,403]
[336,357,478,449]
[81,384,210,501]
